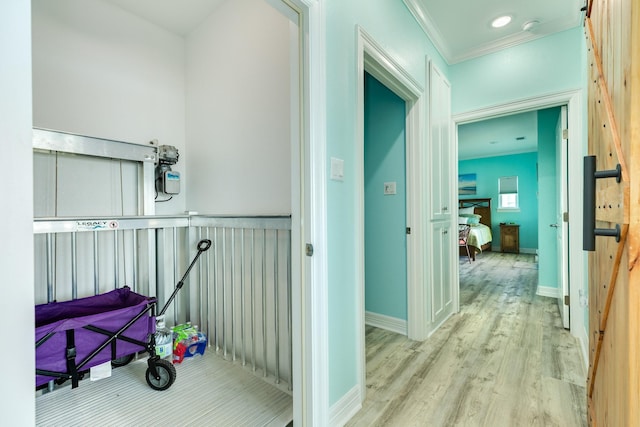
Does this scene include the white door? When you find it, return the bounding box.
[431,221,453,326]
[429,63,452,220]
[555,105,570,328]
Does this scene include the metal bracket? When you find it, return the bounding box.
[583,155,622,251]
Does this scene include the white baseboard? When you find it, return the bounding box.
[536,285,558,298]
[329,384,361,427]
[365,311,407,335]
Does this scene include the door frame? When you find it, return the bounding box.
[279,0,328,425]
[556,105,570,329]
[452,89,588,366]
[356,26,426,402]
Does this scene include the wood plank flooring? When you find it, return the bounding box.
[348,252,587,427]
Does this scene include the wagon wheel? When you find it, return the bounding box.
[111,354,135,368]
[145,359,176,391]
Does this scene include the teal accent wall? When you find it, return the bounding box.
[458,152,539,250]
[364,72,407,321]
[450,27,585,114]
[537,107,561,289]
[325,0,447,405]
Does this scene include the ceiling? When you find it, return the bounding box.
[457,111,538,161]
[102,0,574,159]
[105,0,226,35]
[403,0,585,64]
[106,0,585,62]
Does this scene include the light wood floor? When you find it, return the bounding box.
[348,252,587,427]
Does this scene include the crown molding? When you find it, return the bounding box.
[403,0,583,65]
[448,18,581,64]
[402,0,451,62]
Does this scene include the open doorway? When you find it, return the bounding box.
[453,90,586,355]
[363,72,408,335]
[29,0,325,424]
[355,27,426,402]
[455,106,568,320]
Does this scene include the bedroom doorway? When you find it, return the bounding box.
[452,91,585,345]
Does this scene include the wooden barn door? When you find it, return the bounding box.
[585,0,639,425]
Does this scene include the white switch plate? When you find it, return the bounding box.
[330,157,344,181]
[384,182,396,195]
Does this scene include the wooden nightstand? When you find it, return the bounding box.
[500,224,520,254]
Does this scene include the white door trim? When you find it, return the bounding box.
[452,89,588,367]
[279,0,328,425]
[556,105,570,329]
[356,26,426,403]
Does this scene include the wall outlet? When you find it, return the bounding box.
[579,289,588,307]
[384,182,396,195]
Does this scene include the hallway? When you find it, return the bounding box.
[348,252,586,426]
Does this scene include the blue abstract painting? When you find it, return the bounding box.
[458,173,477,195]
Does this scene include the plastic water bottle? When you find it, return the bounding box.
[155,315,173,359]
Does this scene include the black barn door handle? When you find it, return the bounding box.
[583,155,621,251]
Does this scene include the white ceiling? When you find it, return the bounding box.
[106,0,585,62]
[105,0,226,35]
[457,111,538,160]
[101,0,571,160]
[403,0,585,64]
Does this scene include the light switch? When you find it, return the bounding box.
[384,182,396,195]
[330,157,344,181]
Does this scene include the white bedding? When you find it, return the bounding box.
[466,223,492,249]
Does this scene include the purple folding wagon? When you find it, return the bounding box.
[35,239,211,392]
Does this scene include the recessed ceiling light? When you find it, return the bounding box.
[491,15,512,28]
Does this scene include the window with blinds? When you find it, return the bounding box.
[498,176,518,210]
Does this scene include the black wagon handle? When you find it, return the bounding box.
[198,239,212,252]
[158,239,213,316]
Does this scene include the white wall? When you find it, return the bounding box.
[185,0,291,215]
[0,0,34,423]
[32,0,187,215]
[32,0,291,217]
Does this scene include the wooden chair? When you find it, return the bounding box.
[459,224,472,263]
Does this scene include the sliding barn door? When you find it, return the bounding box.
[585,0,639,425]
